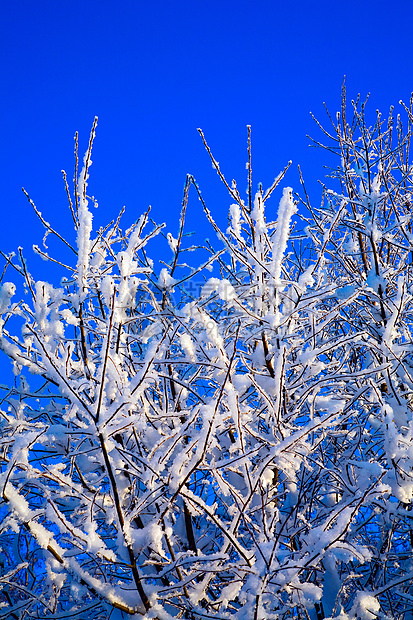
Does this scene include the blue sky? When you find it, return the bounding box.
[1,0,413,283]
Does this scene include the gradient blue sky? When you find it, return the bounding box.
[1,0,413,280]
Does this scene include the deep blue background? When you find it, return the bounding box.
[3,1,413,256]
[0,0,413,379]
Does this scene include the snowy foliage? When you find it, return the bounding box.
[2,91,413,619]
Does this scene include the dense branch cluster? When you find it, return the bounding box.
[1,91,413,619]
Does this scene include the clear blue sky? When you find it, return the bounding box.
[1,0,413,278]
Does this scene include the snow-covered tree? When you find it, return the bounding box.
[1,90,413,619]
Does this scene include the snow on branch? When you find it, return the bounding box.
[2,94,413,619]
